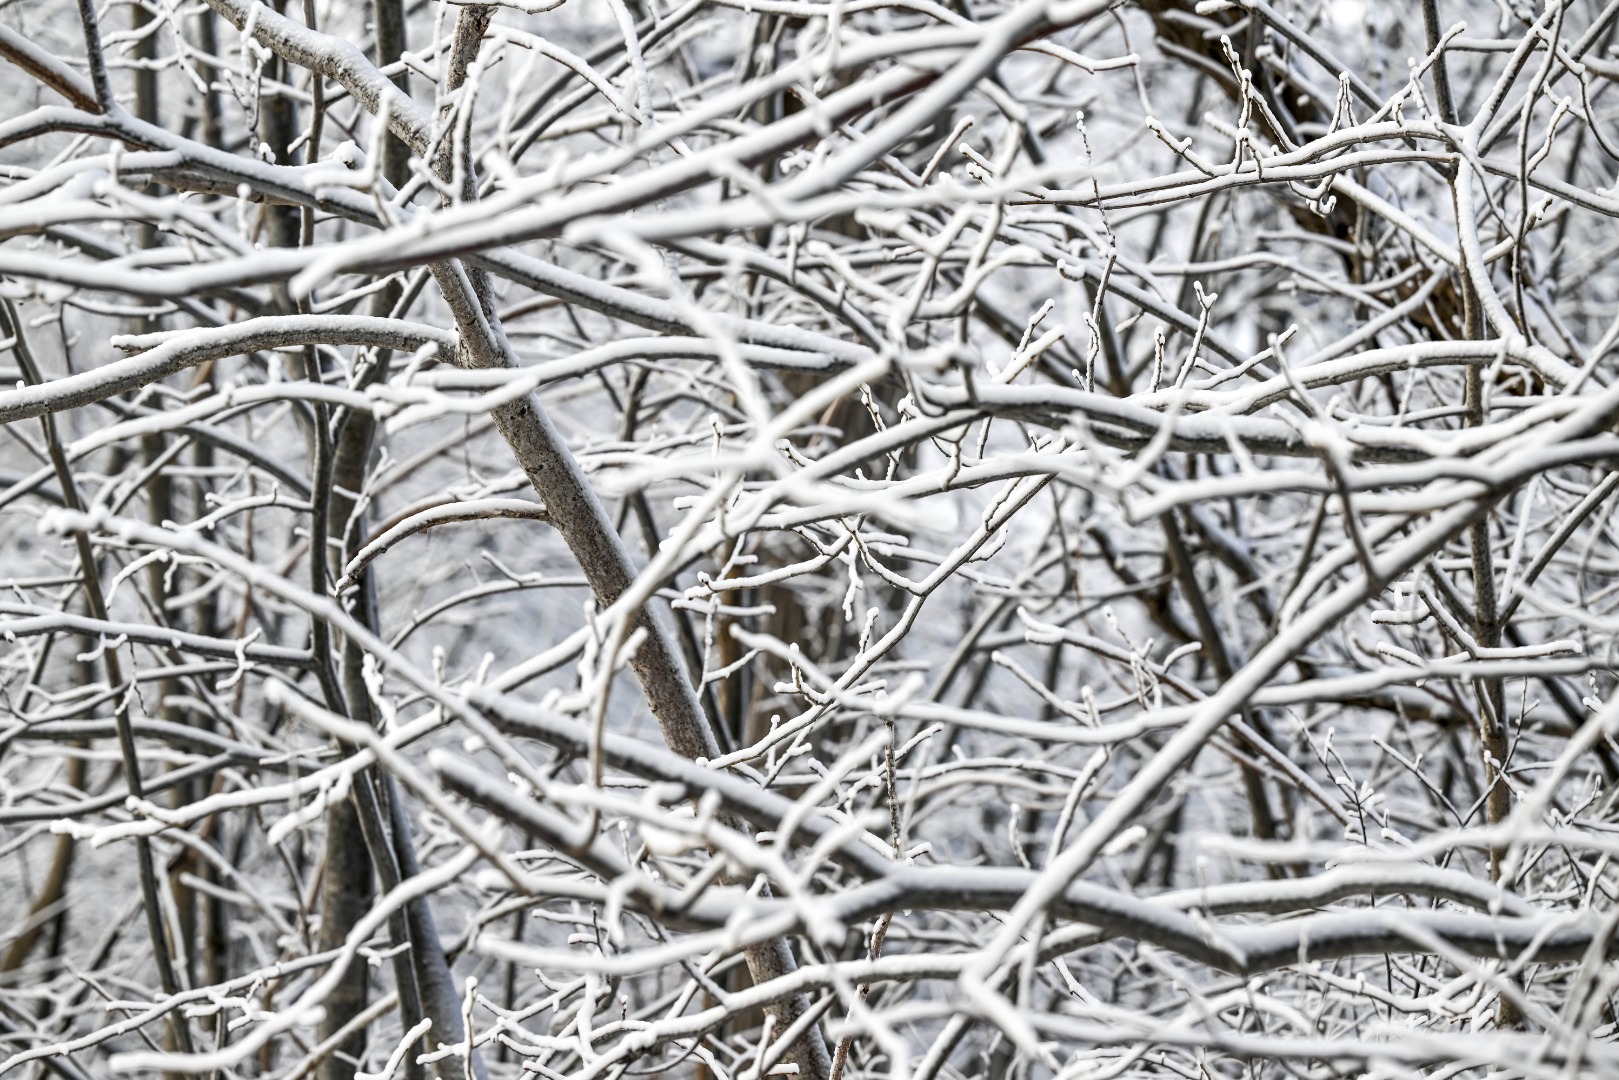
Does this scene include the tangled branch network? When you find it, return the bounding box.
[5,0,1619,1077]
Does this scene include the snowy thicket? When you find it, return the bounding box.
[4,1,1619,1078]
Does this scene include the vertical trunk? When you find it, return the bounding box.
[191,9,230,992]
[315,801,374,1080]
[388,779,487,1080]
[316,4,421,1074]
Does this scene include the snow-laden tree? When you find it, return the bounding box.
[4,0,1619,1077]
